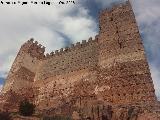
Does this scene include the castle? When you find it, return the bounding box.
[0,1,160,119]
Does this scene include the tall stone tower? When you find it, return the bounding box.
[98,1,156,104]
[1,39,45,110]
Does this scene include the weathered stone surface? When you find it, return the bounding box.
[137,113,160,120]
[0,0,160,119]
[72,111,81,120]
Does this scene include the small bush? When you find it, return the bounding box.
[19,99,35,116]
[0,111,11,120]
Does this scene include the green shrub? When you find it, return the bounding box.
[0,111,11,120]
[19,99,35,116]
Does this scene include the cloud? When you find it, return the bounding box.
[0,1,97,77]
[94,0,127,8]
[150,65,160,100]
[130,0,160,100]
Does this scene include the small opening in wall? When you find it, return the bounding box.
[46,103,48,106]
[99,26,102,30]
[116,30,119,33]
[110,17,113,21]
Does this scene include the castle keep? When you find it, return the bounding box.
[1,1,160,119]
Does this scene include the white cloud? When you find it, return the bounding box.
[61,16,97,42]
[131,0,160,26]
[131,0,160,100]
[0,1,97,77]
[94,0,127,8]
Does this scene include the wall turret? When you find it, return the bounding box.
[97,0,156,104]
[44,36,98,59]
[20,38,45,59]
[2,38,45,96]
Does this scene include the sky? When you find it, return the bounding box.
[0,0,159,100]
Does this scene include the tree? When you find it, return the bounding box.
[19,99,35,116]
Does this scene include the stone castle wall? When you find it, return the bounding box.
[35,37,98,81]
[1,1,157,116]
[2,38,45,93]
[97,1,156,104]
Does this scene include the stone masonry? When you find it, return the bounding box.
[0,1,160,120]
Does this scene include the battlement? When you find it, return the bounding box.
[24,38,46,52]
[99,0,133,34]
[19,0,133,60]
[44,35,99,59]
[20,38,46,59]
[100,0,131,14]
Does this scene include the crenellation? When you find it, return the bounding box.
[95,35,99,41]
[88,37,93,42]
[60,48,63,52]
[34,40,38,45]
[46,53,50,57]
[26,38,34,45]
[29,38,34,42]
[71,44,74,48]
[76,42,81,46]
[64,46,69,51]
[39,46,45,51]
[82,40,86,44]
[38,44,42,48]
[55,50,59,54]
[42,36,99,60]
[19,38,46,59]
